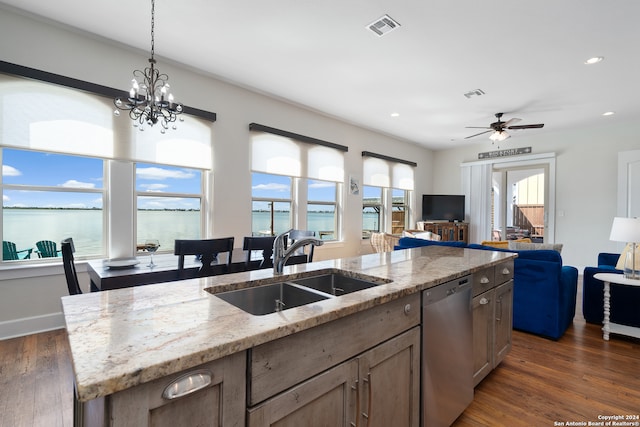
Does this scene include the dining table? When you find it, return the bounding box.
[87,248,307,291]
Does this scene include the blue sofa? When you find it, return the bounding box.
[395,238,579,340]
[582,253,640,327]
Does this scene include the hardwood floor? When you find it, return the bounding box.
[0,310,638,426]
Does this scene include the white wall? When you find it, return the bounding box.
[0,7,434,339]
[432,123,640,270]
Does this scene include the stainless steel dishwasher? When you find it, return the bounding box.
[422,275,473,427]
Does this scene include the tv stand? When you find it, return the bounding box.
[417,222,468,243]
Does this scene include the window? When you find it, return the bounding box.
[362,186,383,238]
[0,68,215,264]
[2,148,105,260]
[362,153,415,237]
[251,172,292,236]
[136,163,203,251]
[307,179,337,240]
[250,124,346,240]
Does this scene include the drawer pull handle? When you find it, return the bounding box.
[480,277,490,284]
[479,297,489,305]
[162,370,212,400]
[501,268,511,275]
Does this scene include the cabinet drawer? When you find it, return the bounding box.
[472,266,495,297]
[109,352,246,427]
[249,293,420,405]
[495,260,514,284]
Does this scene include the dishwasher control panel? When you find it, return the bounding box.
[422,275,471,305]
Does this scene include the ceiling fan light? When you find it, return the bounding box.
[489,130,510,142]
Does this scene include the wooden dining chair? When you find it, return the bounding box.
[288,230,317,262]
[35,240,61,258]
[174,238,235,278]
[61,238,82,295]
[242,236,276,270]
[2,241,33,260]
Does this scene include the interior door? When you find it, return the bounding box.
[491,166,547,242]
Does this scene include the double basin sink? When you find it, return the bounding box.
[206,270,392,316]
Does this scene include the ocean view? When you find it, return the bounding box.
[3,208,381,258]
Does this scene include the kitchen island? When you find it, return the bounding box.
[62,245,516,426]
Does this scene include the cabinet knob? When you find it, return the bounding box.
[404,304,412,315]
[480,276,490,284]
[479,297,489,305]
[501,268,511,275]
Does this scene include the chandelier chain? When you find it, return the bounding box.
[150,0,155,60]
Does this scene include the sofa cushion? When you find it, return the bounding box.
[508,241,563,253]
[396,237,466,248]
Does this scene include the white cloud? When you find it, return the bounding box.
[2,165,21,177]
[3,194,8,202]
[136,167,195,180]
[252,183,289,192]
[140,183,169,192]
[309,181,335,189]
[59,180,96,189]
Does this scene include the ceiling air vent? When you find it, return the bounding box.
[367,14,401,37]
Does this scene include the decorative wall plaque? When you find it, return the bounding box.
[478,146,532,159]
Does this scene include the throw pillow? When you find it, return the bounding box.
[508,241,563,253]
[615,243,640,270]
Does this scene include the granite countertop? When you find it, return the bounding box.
[61,245,515,402]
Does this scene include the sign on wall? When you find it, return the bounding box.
[478,147,532,160]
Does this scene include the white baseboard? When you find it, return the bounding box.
[0,312,65,340]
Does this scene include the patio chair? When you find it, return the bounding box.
[35,240,62,258]
[3,241,33,260]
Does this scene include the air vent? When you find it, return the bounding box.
[367,14,401,37]
[463,89,486,99]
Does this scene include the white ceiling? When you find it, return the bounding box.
[1,0,638,150]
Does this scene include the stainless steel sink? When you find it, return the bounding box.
[209,270,392,315]
[214,283,330,316]
[291,272,390,296]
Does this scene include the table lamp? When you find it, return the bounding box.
[609,217,640,279]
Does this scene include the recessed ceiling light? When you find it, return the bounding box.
[390,112,400,117]
[602,111,614,116]
[584,56,604,65]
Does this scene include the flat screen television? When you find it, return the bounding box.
[422,194,465,222]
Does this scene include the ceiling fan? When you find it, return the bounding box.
[464,112,544,142]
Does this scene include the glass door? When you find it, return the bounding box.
[491,166,547,242]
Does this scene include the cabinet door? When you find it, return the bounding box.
[247,359,358,427]
[109,351,245,427]
[472,289,494,386]
[494,280,513,366]
[358,327,421,427]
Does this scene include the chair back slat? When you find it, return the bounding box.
[174,238,235,278]
[243,236,276,270]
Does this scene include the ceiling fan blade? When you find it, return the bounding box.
[464,130,492,139]
[465,126,491,129]
[507,123,544,130]
[502,118,521,127]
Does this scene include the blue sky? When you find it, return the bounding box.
[3,150,338,210]
[2,149,201,209]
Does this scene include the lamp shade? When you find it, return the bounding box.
[609,217,640,243]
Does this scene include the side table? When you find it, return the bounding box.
[593,272,640,341]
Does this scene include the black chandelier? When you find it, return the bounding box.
[114,0,183,132]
